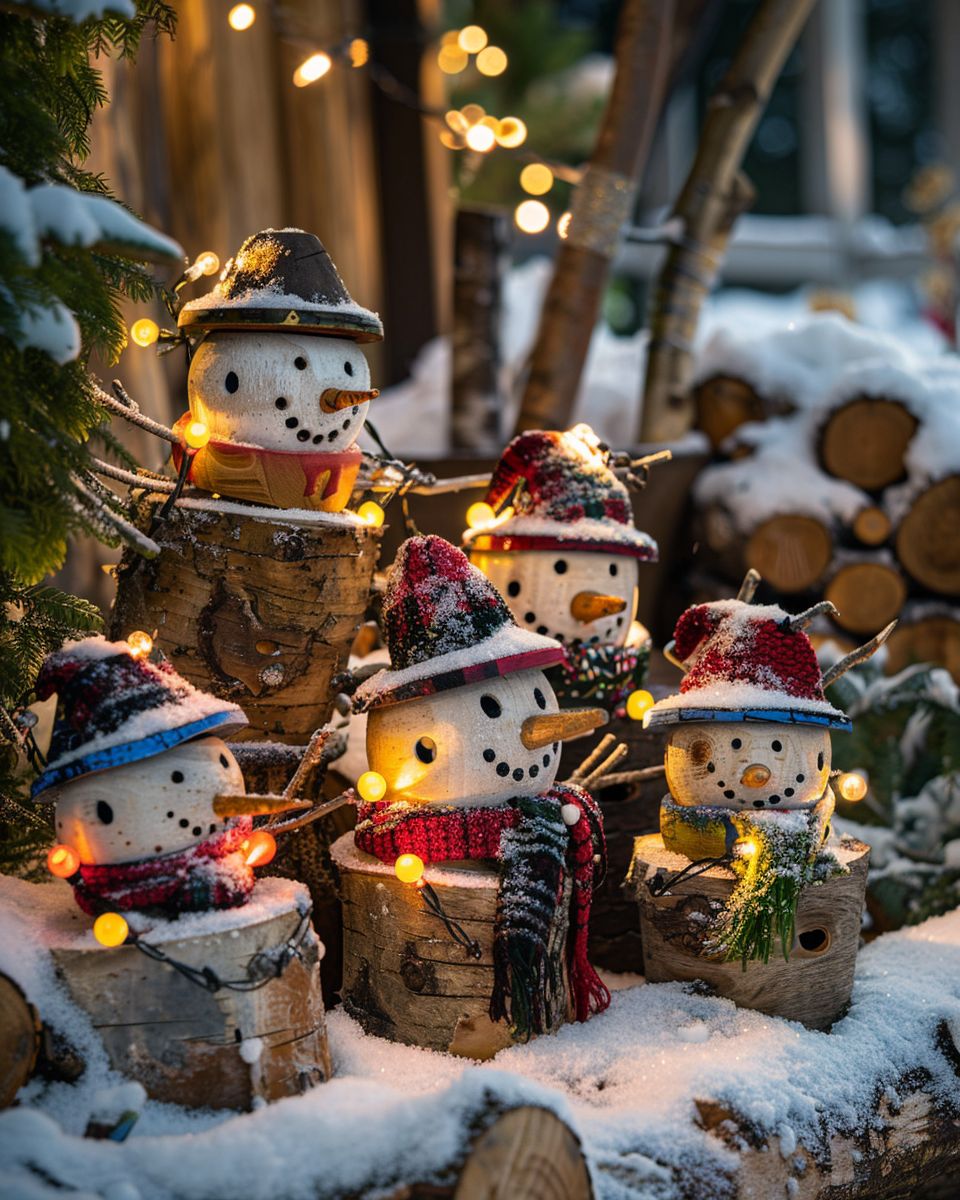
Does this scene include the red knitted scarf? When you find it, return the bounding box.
[73,818,255,917]
[355,784,610,1034]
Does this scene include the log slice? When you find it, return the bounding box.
[896,475,960,596]
[820,397,918,490]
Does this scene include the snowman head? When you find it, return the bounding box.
[53,737,245,865]
[468,548,638,646]
[188,331,375,452]
[665,722,832,812]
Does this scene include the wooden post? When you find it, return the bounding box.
[625,833,869,1029]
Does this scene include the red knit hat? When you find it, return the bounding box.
[354,535,563,711]
[462,424,658,559]
[644,599,850,730]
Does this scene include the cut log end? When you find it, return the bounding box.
[886,614,960,684]
[0,973,41,1108]
[825,561,907,635]
[896,475,960,596]
[744,513,833,593]
[852,505,892,546]
[820,396,918,491]
[453,1106,592,1200]
[694,374,766,448]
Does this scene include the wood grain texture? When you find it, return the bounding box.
[0,973,41,1108]
[626,833,869,1029]
[896,474,960,595]
[885,610,960,683]
[110,492,381,742]
[744,513,834,593]
[693,374,767,448]
[453,1106,592,1200]
[852,504,892,547]
[820,396,918,491]
[51,901,331,1110]
[825,560,908,635]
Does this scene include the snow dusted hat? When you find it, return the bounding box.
[354,535,564,712]
[179,227,383,342]
[463,424,658,559]
[31,637,247,797]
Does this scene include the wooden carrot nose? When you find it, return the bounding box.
[520,707,608,750]
[740,764,772,789]
[319,387,379,413]
[212,793,312,818]
[569,591,627,623]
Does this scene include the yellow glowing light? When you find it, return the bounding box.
[395,853,425,884]
[476,45,507,76]
[441,29,461,46]
[293,52,332,87]
[625,689,655,722]
[520,163,554,196]
[228,3,255,31]
[515,200,550,234]
[466,501,496,529]
[460,103,485,126]
[47,843,80,878]
[241,830,277,868]
[838,771,868,803]
[184,420,210,450]
[130,318,159,348]
[457,24,488,53]
[94,912,129,948]
[195,251,220,276]
[495,117,527,148]
[445,109,468,133]
[465,124,496,153]
[439,130,465,151]
[735,838,758,859]
[357,771,387,803]
[357,501,385,528]
[557,211,573,240]
[437,44,469,74]
[126,630,154,659]
[348,38,369,68]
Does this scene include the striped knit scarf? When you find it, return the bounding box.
[551,641,649,713]
[354,784,610,1039]
[73,818,255,917]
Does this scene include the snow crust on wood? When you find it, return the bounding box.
[181,286,381,327]
[169,493,364,528]
[331,831,498,890]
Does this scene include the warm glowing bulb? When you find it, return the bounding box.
[466,501,496,529]
[228,3,255,31]
[439,130,465,151]
[515,200,550,234]
[395,853,425,884]
[445,109,468,133]
[520,163,554,196]
[47,844,80,878]
[437,44,469,74]
[294,52,332,86]
[184,420,210,450]
[348,38,369,68]
[94,912,129,947]
[126,630,153,659]
[557,211,573,239]
[838,771,868,803]
[460,103,485,126]
[241,830,277,868]
[465,124,496,153]
[495,117,527,148]
[195,251,220,276]
[357,501,385,528]
[626,689,655,722]
[476,46,507,76]
[735,838,758,859]
[130,318,159,348]
[357,771,387,803]
[441,29,460,46]
[458,24,488,53]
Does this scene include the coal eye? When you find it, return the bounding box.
[534,687,546,710]
[817,752,824,770]
[171,770,185,784]
[96,800,113,824]
[609,563,618,576]
[275,397,288,409]
[553,560,568,574]
[731,738,742,750]
[219,754,230,769]
[294,356,307,370]
[771,740,782,752]
[344,361,354,376]
[507,581,521,597]
[415,737,437,763]
[480,694,502,718]
[225,371,239,394]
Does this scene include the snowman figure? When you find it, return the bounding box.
[463,425,658,712]
[32,637,268,917]
[174,228,382,512]
[353,535,612,1035]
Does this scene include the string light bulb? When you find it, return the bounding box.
[348,38,369,68]
[437,44,468,74]
[457,25,488,53]
[734,838,758,860]
[357,771,387,803]
[557,211,573,239]
[130,318,159,348]
[476,45,507,76]
[241,830,277,868]
[394,853,425,884]
[293,52,332,87]
[357,501,385,528]
[126,630,154,659]
[228,3,255,31]
[439,130,465,151]
[495,117,527,148]
[460,103,485,126]
[195,251,220,276]
[515,200,550,234]
[838,771,868,803]
[94,912,129,948]
[466,501,495,529]
[465,124,496,153]
[625,690,655,722]
[47,844,80,878]
[183,420,210,450]
[520,163,554,196]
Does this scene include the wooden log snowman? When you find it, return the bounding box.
[32,636,332,1108]
[463,424,659,714]
[334,535,613,1058]
[627,580,891,1029]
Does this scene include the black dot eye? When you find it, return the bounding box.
[225,371,239,394]
[344,361,354,376]
[294,356,307,370]
[796,773,805,783]
[609,563,618,577]
[817,752,825,770]
[534,687,546,710]
[219,754,230,769]
[275,397,288,410]
[554,559,568,574]
[784,787,794,797]
[507,581,521,597]
[171,771,185,783]
[285,416,298,428]
[415,737,437,763]
[731,738,742,750]
[96,800,113,824]
[771,740,782,752]
[297,429,310,442]
[483,748,496,762]
[524,612,535,624]
[480,694,502,718]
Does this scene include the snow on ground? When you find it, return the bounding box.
[3,870,960,1200]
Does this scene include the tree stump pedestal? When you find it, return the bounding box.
[625,833,870,1029]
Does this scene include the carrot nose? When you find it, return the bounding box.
[740,764,771,789]
[319,387,379,413]
[212,793,312,818]
[520,707,607,750]
[569,591,627,624]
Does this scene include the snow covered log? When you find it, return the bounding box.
[693,373,782,448]
[626,834,870,1029]
[453,1104,592,1199]
[333,835,573,1059]
[895,474,960,596]
[819,395,919,491]
[0,972,40,1108]
[111,491,381,742]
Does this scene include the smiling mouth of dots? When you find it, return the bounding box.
[272,399,360,446]
[703,737,826,809]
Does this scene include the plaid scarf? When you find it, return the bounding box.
[550,640,649,713]
[355,784,610,1038]
[73,818,255,917]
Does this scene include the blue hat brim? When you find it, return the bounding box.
[643,706,851,732]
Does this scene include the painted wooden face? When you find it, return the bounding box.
[53,737,244,865]
[188,331,372,451]
[366,669,562,807]
[665,722,832,811]
[468,549,638,645]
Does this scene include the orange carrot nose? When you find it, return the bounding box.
[570,591,627,623]
[740,764,772,789]
[319,387,379,413]
[520,707,607,750]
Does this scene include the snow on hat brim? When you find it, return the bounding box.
[354,624,564,712]
[464,516,659,560]
[643,684,851,732]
